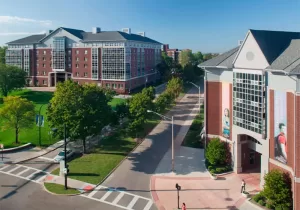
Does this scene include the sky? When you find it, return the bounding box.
[0,0,300,53]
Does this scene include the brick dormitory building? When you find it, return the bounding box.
[5,27,162,93]
[199,29,300,208]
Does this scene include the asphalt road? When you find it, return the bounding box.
[102,86,200,207]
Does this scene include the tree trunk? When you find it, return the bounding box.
[3,90,8,97]
[83,138,86,154]
[15,127,19,144]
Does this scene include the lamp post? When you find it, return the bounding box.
[147,110,174,172]
[188,81,201,113]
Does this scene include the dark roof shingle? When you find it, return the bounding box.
[198,46,239,68]
[7,34,46,44]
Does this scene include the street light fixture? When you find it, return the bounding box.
[187,81,201,113]
[147,110,175,172]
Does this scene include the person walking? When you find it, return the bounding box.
[182,202,186,210]
[241,179,246,193]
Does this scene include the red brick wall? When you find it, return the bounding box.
[269,89,275,159]
[296,95,300,177]
[102,81,126,94]
[29,49,36,77]
[36,49,52,77]
[72,48,91,79]
[206,81,222,136]
[287,92,295,169]
[131,48,138,77]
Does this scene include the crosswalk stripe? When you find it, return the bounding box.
[99,191,112,202]
[36,175,47,182]
[7,166,21,173]
[127,196,139,209]
[143,200,153,210]
[16,168,30,176]
[0,165,10,171]
[88,185,103,198]
[38,156,54,161]
[112,192,124,205]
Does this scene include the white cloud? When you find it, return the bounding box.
[0,16,52,26]
[0,31,46,36]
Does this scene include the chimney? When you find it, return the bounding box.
[122,28,131,34]
[92,27,101,34]
[138,32,146,37]
[238,40,243,46]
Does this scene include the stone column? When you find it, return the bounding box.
[65,73,68,81]
[233,134,242,173]
[54,72,57,87]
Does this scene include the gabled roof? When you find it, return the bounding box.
[198,46,240,68]
[6,34,46,44]
[250,29,300,65]
[81,31,161,44]
[6,27,161,45]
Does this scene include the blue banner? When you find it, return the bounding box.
[36,115,39,126]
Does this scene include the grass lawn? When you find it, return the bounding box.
[44,183,80,195]
[0,89,57,149]
[109,98,126,110]
[181,105,204,148]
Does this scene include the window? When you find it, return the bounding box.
[43,71,46,75]
[113,84,117,89]
[84,72,88,77]
[84,57,88,61]
[76,50,79,55]
[76,64,79,68]
[43,80,47,85]
[84,64,87,68]
[76,57,79,61]
[76,72,79,77]
[102,48,125,80]
[85,50,88,55]
[68,57,71,61]
[37,71,39,75]
[68,50,71,54]
[106,83,110,88]
[50,64,52,68]
[120,84,124,89]
[37,63,39,67]
[43,51,46,55]
[52,37,65,70]
[43,64,45,68]
[43,57,46,61]
[77,81,80,84]
[68,63,71,68]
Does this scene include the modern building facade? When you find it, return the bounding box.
[5,27,162,93]
[162,44,181,63]
[199,29,300,209]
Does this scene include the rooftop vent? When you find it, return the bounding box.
[46,30,53,35]
[238,40,243,46]
[92,27,101,34]
[138,32,146,37]
[122,28,131,34]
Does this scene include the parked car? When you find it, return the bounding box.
[53,149,74,163]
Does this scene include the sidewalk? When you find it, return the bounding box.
[150,100,260,209]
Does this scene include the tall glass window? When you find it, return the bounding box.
[5,50,23,69]
[102,48,125,80]
[125,47,131,80]
[52,37,66,70]
[23,49,30,76]
[233,72,266,135]
[92,48,98,79]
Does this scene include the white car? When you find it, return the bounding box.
[53,149,74,163]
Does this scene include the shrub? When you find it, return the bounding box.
[263,170,292,209]
[266,203,274,209]
[258,200,266,206]
[253,192,265,203]
[205,138,227,165]
[210,169,216,175]
[208,166,213,171]
[215,168,222,173]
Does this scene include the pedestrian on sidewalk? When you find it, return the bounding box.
[181,202,186,210]
[241,179,246,193]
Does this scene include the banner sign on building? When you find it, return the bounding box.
[222,83,230,139]
[36,115,45,127]
[274,91,287,165]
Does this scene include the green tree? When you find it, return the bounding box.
[180,50,194,67]
[203,53,219,62]
[142,86,156,101]
[0,46,7,64]
[183,63,196,82]
[205,138,227,165]
[263,170,292,209]
[155,93,168,113]
[193,51,204,65]
[115,102,129,119]
[157,52,174,81]
[47,81,112,153]
[166,77,183,98]
[128,91,153,136]
[0,64,27,96]
[0,96,35,144]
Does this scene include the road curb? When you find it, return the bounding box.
[1,143,33,153]
[43,182,81,196]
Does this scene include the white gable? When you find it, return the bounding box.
[234,32,269,70]
[41,28,83,48]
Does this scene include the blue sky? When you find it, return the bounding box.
[0,0,300,53]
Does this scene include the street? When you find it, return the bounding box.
[0,84,201,210]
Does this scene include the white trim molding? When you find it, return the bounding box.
[269,158,295,176]
[207,134,234,145]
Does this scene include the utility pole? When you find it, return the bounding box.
[64,124,68,190]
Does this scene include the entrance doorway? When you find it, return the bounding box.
[49,72,71,87]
